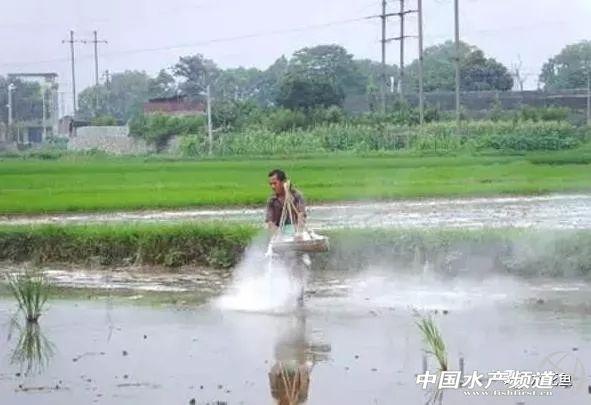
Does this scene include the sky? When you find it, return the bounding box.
[1,0,589,115]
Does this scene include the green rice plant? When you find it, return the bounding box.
[417,316,448,372]
[7,271,50,323]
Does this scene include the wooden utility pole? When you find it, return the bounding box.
[62,31,82,115]
[380,0,388,114]
[399,0,405,101]
[417,0,424,124]
[587,66,590,127]
[207,85,213,155]
[83,31,108,114]
[454,0,461,123]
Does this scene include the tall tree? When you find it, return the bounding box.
[287,44,364,95]
[405,41,513,92]
[78,70,151,121]
[276,74,344,110]
[148,69,177,99]
[0,76,44,123]
[255,56,288,106]
[540,40,591,90]
[173,54,220,100]
[213,67,263,102]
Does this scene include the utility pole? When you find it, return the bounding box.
[417,0,424,125]
[374,1,417,112]
[42,85,47,140]
[206,84,213,155]
[104,70,111,88]
[7,83,15,128]
[587,64,590,127]
[62,31,82,115]
[454,0,461,123]
[399,0,405,102]
[387,1,417,103]
[380,0,387,114]
[83,31,108,115]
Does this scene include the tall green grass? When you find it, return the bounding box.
[179,121,589,156]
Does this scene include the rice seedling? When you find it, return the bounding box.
[7,270,50,323]
[1,150,590,214]
[417,316,448,372]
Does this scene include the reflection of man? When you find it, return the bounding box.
[265,169,306,235]
[268,314,311,405]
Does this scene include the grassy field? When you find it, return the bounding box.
[1,151,591,214]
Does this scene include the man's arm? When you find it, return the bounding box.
[265,198,279,233]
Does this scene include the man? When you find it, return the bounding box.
[265,169,306,235]
[265,169,309,306]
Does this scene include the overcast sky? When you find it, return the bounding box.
[1,0,589,114]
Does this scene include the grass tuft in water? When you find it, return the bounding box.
[7,270,50,323]
[417,316,448,372]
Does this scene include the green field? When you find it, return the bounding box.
[1,151,591,214]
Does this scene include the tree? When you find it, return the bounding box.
[254,56,288,106]
[0,76,44,123]
[276,74,344,110]
[462,49,513,91]
[406,41,513,92]
[173,54,220,100]
[287,44,364,95]
[540,40,591,90]
[148,69,177,99]
[213,67,263,102]
[354,59,399,112]
[78,70,151,121]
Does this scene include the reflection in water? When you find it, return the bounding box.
[8,319,55,375]
[268,311,330,405]
[424,389,444,405]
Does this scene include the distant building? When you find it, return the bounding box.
[143,95,205,116]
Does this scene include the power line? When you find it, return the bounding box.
[0,16,372,70]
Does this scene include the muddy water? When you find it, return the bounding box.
[2,194,591,229]
[1,271,590,404]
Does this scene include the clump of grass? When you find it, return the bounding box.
[417,316,448,372]
[7,271,50,323]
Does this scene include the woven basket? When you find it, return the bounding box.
[271,234,329,254]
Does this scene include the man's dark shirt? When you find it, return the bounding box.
[265,189,306,227]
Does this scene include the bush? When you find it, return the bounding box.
[129,113,206,150]
[90,115,118,126]
[263,108,308,133]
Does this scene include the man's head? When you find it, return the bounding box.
[268,169,287,195]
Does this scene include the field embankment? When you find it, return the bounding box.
[1,223,589,278]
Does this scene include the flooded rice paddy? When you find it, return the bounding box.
[1,265,590,404]
[2,194,591,229]
[1,194,591,404]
